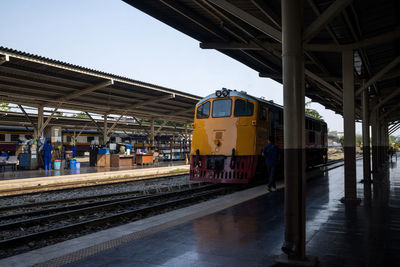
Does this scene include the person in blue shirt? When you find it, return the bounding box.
[71,144,77,158]
[0,151,9,160]
[262,137,279,191]
[43,141,53,170]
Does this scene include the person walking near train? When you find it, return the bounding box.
[262,137,278,191]
[43,140,53,170]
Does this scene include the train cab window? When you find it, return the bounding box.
[196,101,210,119]
[234,99,254,117]
[212,99,232,118]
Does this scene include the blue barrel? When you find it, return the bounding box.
[54,160,61,170]
[75,161,80,169]
[69,159,76,169]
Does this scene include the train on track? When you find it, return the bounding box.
[189,88,328,184]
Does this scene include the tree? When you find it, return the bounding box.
[339,136,344,148]
[356,134,362,147]
[305,101,324,121]
[73,112,89,119]
[0,102,10,111]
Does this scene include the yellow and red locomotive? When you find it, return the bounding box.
[190,88,327,184]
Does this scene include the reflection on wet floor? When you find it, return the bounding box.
[63,159,400,267]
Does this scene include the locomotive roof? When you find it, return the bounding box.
[197,90,326,124]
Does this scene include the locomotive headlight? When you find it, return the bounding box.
[216,90,222,97]
[222,89,229,97]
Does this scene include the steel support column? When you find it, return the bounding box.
[280,0,313,264]
[371,109,379,173]
[150,119,155,146]
[37,106,44,139]
[103,114,108,144]
[362,90,371,199]
[342,50,358,202]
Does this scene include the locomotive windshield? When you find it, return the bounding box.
[196,101,210,119]
[234,99,254,117]
[212,99,232,118]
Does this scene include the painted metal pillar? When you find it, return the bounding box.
[342,50,357,202]
[362,90,371,198]
[281,0,308,262]
[103,114,108,144]
[371,109,379,173]
[37,105,44,139]
[150,119,155,146]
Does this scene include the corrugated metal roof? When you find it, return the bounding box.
[0,46,202,123]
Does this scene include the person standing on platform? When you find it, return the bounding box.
[43,140,53,170]
[71,144,77,158]
[262,137,278,191]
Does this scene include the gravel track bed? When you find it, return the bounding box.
[0,186,231,259]
[0,188,215,240]
[0,175,197,207]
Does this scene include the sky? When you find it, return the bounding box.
[0,0,364,133]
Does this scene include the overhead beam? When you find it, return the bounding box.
[56,80,114,103]
[249,0,281,29]
[18,104,38,131]
[112,94,175,113]
[303,0,353,42]
[304,69,342,98]
[85,112,104,135]
[40,104,62,132]
[372,87,400,112]
[202,26,400,52]
[356,55,400,96]
[132,117,151,135]
[160,0,227,40]
[106,111,129,135]
[207,0,282,42]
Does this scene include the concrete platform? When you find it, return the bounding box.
[0,161,188,195]
[1,159,400,266]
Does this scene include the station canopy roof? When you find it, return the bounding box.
[0,110,189,135]
[124,0,400,122]
[0,46,202,123]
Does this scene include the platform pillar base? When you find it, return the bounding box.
[340,197,361,205]
[276,254,318,266]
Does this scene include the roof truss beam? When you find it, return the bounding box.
[356,55,400,96]
[372,87,400,113]
[55,80,114,103]
[207,0,281,42]
[303,0,353,43]
[85,112,104,135]
[18,104,37,131]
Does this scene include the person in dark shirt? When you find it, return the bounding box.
[0,151,8,160]
[262,137,279,191]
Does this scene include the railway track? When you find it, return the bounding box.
[0,182,207,218]
[0,183,234,258]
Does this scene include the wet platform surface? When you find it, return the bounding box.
[63,159,399,267]
[3,158,399,266]
[0,160,186,180]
